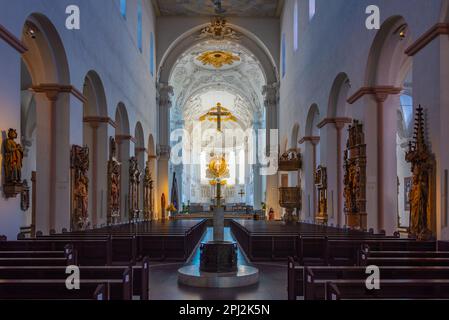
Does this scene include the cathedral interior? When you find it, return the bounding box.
[1,0,449,303]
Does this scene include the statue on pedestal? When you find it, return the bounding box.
[406,105,434,240]
[128,157,141,221]
[3,128,24,198]
[143,161,153,220]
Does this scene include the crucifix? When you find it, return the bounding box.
[238,189,245,203]
[199,102,236,132]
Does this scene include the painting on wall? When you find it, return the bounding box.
[404,177,412,211]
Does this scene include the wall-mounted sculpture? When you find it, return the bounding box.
[107,137,121,225]
[129,157,141,221]
[343,120,367,230]
[3,128,24,198]
[70,145,90,231]
[405,105,435,240]
[143,161,154,220]
[315,165,328,224]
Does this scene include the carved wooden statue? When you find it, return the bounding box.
[143,161,153,220]
[128,157,141,221]
[3,128,24,197]
[315,165,328,224]
[107,137,121,225]
[70,145,90,231]
[406,105,434,240]
[343,120,367,230]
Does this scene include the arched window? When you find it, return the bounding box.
[309,0,316,20]
[293,0,299,51]
[120,0,127,18]
[137,0,143,52]
[400,94,413,131]
[150,32,154,76]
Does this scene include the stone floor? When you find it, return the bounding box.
[147,227,287,300]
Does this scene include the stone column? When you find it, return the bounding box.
[31,84,86,234]
[157,83,173,220]
[299,136,320,219]
[317,118,352,227]
[262,82,280,218]
[347,86,402,233]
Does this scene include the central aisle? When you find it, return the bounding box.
[146,226,287,300]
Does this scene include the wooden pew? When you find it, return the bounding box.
[0,239,112,265]
[0,267,132,300]
[303,265,449,300]
[0,251,65,258]
[325,279,449,300]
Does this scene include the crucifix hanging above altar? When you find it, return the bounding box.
[199,102,237,132]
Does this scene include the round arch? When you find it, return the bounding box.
[158,22,278,85]
[115,103,131,220]
[20,13,71,235]
[82,70,109,228]
[364,15,414,234]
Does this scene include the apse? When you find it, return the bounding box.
[168,40,266,210]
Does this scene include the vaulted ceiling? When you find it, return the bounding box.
[169,40,266,129]
[151,0,284,17]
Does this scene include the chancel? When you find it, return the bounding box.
[1,0,449,302]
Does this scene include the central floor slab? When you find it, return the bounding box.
[177,227,259,288]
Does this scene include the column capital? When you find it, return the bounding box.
[83,116,117,128]
[347,86,402,104]
[116,134,136,144]
[299,136,320,146]
[31,83,87,103]
[135,147,146,154]
[157,83,174,108]
[157,144,171,159]
[317,117,352,129]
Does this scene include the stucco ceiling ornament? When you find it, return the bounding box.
[197,50,240,69]
[197,16,241,41]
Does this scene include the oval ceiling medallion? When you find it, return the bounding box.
[196,50,241,70]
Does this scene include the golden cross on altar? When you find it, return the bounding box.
[199,102,237,132]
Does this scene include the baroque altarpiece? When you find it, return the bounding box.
[344,120,367,230]
[405,105,435,240]
[70,145,90,231]
[107,137,121,225]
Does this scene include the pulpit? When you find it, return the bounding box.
[278,149,302,221]
[279,187,302,222]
